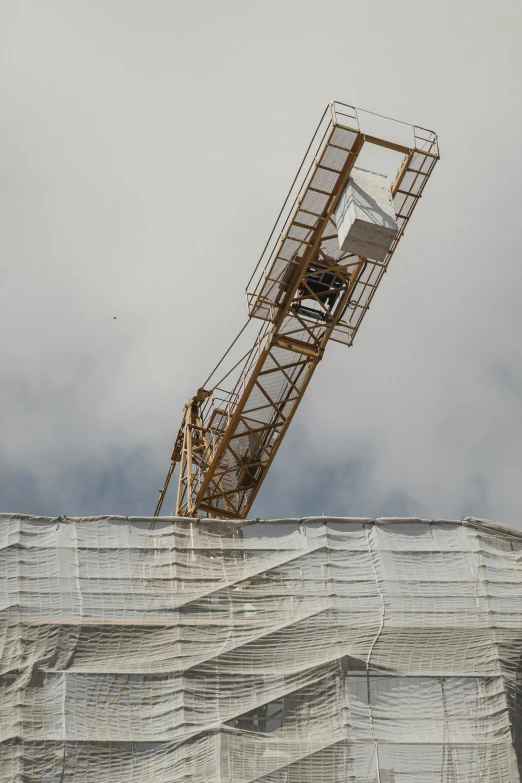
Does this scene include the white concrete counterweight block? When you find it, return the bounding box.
[334,167,398,262]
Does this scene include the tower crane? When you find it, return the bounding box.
[154,102,439,519]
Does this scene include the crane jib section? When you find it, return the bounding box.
[155,104,439,518]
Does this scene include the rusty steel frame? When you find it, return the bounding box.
[154,102,439,519]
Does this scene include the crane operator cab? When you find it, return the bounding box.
[291,261,344,321]
[290,167,399,322]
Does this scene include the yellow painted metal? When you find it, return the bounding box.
[154,103,439,518]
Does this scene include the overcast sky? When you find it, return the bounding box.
[1,0,521,526]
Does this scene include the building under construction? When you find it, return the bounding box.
[1,513,522,781]
[3,104,522,781]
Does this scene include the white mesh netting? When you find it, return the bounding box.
[1,514,522,782]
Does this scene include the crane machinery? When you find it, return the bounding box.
[154,101,439,520]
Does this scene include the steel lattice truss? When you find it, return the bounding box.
[1,514,521,782]
[156,103,439,519]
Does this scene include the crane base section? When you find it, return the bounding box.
[334,166,398,262]
[2,513,522,783]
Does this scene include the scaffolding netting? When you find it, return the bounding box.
[1,514,521,782]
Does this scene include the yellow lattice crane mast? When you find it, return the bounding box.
[155,102,439,519]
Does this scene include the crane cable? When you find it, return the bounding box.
[201,318,251,389]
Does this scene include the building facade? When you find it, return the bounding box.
[1,514,521,781]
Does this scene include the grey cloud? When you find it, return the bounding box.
[1,0,522,526]
[0,449,158,517]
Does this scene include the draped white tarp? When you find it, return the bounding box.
[1,514,521,782]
